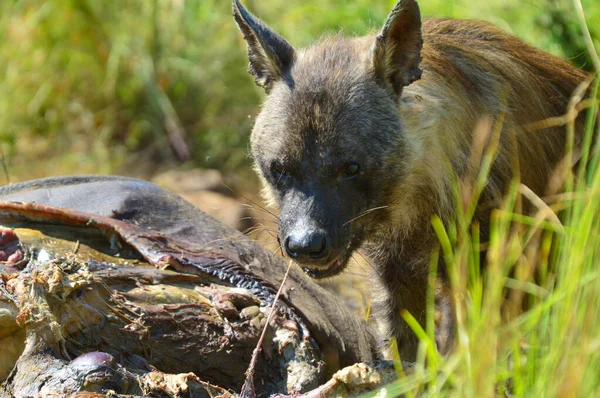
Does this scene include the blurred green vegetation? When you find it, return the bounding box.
[0,0,598,183]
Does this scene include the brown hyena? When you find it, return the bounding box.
[233,0,590,360]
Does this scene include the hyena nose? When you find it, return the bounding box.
[284,231,331,260]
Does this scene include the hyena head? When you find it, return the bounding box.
[233,0,424,278]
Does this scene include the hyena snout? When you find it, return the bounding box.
[283,229,331,262]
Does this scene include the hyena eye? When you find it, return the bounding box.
[341,162,360,179]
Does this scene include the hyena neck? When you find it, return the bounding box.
[361,85,456,275]
[365,213,441,276]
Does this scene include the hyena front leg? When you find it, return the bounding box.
[374,276,455,361]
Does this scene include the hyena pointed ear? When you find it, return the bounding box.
[232,0,295,93]
[372,0,423,96]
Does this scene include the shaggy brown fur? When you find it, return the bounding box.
[233,0,591,360]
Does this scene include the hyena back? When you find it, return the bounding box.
[233,0,590,360]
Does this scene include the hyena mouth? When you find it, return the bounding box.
[302,254,350,279]
[302,236,363,279]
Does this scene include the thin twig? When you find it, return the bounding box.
[73,240,81,254]
[240,259,294,398]
[518,184,564,232]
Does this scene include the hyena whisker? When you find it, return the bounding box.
[244,226,279,240]
[199,226,274,247]
[354,251,378,274]
[246,231,280,247]
[343,206,389,227]
[257,239,279,247]
[219,182,279,221]
[242,222,272,232]
[346,258,372,278]
[221,181,270,208]
[242,224,269,236]
[255,227,278,239]
[240,215,278,227]
[239,202,273,213]
[200,233,250,248]
[239,203,279,222]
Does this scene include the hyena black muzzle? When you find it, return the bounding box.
[271,160,373,279]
